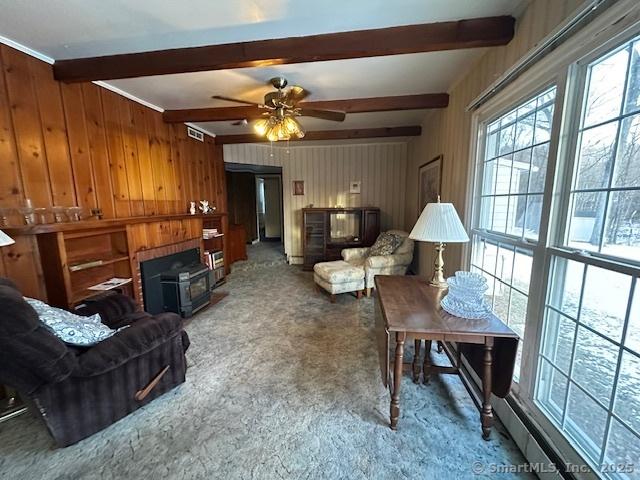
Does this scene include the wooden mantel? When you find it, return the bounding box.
[2,213,227,235]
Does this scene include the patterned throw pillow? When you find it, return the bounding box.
[369,232,403,257]
[25,297,116,347]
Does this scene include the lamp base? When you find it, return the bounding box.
[429,279,449,289]
[430,242,448,289]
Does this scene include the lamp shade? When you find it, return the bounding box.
[409,202,469,243]
[0,229,15,247]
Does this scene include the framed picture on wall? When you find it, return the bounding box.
[418,155,442,215]
[349,181,361,194]
[293,180,305,195]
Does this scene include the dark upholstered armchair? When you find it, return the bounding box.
[0,278,190,447]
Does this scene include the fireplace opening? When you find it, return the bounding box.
[139,248,212,317]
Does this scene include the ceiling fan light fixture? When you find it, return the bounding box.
[265,126,280,142]
[283,116,301,135]
[257,114,303,142]
[275,123,291,141]
[254,118,270,136]
[219,76,345,141]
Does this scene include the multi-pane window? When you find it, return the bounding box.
[473,87,557,380]
[536,257,639,471]
[534,33,640,479]
[470,236,532,380]
[479,87,556,241]
[471,18,640,480]
[567,37,640,262]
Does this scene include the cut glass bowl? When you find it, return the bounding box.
[453,271,488,291]
[441,271,492,319]
[441,294,492,319]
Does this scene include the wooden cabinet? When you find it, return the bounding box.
[302,207,380,270]
[363,209,381,245]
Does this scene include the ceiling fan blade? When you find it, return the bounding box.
[231,119,248,126]
[211,95,261,106]
[284,85,310,105]
[299,108,346,122]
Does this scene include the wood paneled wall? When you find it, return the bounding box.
[404,0,583,276]
[0,44,227,297]
[224,142,407,262]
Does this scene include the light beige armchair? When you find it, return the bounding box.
[342,230,414,296]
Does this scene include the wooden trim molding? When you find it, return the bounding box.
[162,94,450,123]
[215,126,422,144]
[53,17,515,82]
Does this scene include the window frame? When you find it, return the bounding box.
[535,30,640,472]
[534,249,640,468]
[465,6,640,477]
[469,75,568,400]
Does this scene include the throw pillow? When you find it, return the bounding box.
[369,232,403,256]
[25,297,116,347]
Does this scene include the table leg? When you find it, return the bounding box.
[481,337,495,440]
[422,340,432,384]
[412,339,421,383]
[390,331,406,430]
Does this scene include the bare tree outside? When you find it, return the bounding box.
[570,41,640,260]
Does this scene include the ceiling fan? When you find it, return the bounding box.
[212,77,346,141]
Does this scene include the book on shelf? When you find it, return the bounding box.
[203,228,224,240]
[204,250,224,271]
[204,251,213,270]
[88,277,132,291]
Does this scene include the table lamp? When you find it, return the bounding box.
[0,230,15,247]
[409,197,469,288]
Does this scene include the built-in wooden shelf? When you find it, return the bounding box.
[2,212,228,308]
[68,255,130,272]
[2,213,228,235]
[9,213,229,309]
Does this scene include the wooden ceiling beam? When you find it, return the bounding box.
[162,93,449,123]
[215,126,422,144]
[53,16,515,83]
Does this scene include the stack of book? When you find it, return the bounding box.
[204,250,224,269]
[203,228,223,240]
[204,250,225,286]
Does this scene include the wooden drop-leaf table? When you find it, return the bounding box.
[374,275,519,439]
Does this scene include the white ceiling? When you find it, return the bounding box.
[0,0,526,138]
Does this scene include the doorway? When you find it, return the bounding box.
[256,174,283,242]
[225,163,285,262]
